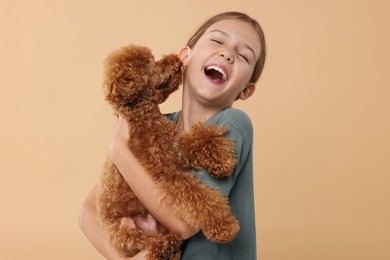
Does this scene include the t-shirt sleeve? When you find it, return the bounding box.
[192,109,253,197]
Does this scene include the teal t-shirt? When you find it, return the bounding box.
[166,107,257,260]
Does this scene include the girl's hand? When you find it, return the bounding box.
[115,214,157,260]
[121,214,158,234]
[133,214,158,234]
[108,115,130,164]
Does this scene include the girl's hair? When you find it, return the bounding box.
[186,12,266,83]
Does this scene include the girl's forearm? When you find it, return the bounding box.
[79,185,126,260]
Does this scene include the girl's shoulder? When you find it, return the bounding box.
[164,111,180,122]
[209,107,253,136]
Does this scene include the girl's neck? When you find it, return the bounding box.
[179,96,224,132]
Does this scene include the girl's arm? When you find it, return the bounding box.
[108,116,199,239]
[78,184,149,260]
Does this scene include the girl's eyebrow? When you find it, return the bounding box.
[208,29,256,59]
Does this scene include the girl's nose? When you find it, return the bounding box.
[219,51,234,63]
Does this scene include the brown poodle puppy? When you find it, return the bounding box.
[96,45,239,259]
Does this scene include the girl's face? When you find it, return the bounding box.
[181,19,261,109]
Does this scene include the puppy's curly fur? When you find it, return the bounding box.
[96,45,239,259]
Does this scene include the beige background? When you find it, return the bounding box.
[1,0,389,259]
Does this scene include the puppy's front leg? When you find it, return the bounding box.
[180,123,237,178]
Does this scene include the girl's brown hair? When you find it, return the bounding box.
[186,12,266,83]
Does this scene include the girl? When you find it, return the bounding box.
[79,11,266,260]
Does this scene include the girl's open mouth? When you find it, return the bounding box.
[204,65,228,83]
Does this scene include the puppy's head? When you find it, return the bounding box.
[103,44,183,112]
[103,44,156,110]
[149,54,183,104]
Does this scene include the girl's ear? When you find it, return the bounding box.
[178,46,192,65]
[238,83,256,100]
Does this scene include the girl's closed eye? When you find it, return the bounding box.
[239,53,249,62]
[211,39,223,44]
